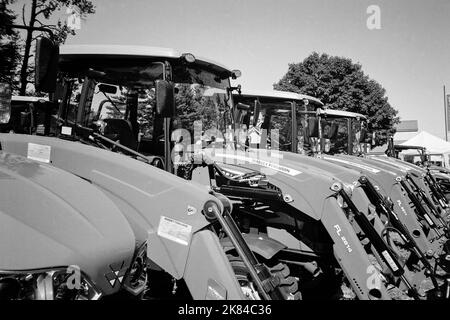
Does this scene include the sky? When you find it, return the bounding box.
[10,0,450,139]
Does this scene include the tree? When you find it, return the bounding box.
[175,84,229,137]
[16,0,95,95]
[0,0,20,86]
[274,52,399,145]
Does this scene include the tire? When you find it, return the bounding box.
[269,262,302,300]
[227,255,301,300]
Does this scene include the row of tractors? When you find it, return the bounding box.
[0,36,450,300]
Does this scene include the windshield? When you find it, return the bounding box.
[57,57,235,152]
[231,95,313,153]
[228,94,371,155]
[319,116,350,154]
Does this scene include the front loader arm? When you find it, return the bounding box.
[321,198,391,300]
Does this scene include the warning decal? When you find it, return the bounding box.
[157,216,192,246]
[27,143,51,163]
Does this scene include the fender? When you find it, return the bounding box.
[184,229,245,299]
[221,232,287,261]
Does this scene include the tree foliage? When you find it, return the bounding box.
[0,0,20,86]
[274,52,399,145]
[16,0,95,95]
[175,84,227,134]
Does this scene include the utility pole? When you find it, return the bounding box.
[445,85,448,141]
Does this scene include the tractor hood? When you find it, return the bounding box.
[366,155,427,177]
[340,155,432,194]
[279,152,362,185]
[203,148,345,220]
[0,151,135,296]
[0,134,225,281]
[319,154,402,197]
[267,152,382,217]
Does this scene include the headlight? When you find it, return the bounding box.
[122,242,147,296]
[0,267,101,300]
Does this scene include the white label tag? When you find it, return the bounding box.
[157,216,192,246]
[61,126,72,135]
[381,250,399,272]
[27,143,51,163]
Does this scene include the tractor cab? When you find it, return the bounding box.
[392,145,429,166]
[231,89,323,153]
[231,89,370,155]
[313,109,369,155]
[40,45,241,172]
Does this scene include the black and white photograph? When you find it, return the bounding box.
[1,0,450,311]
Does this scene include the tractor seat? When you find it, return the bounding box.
[103,118,138,150]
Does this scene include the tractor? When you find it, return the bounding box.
[0,36,294,300]
[227,89,450,299]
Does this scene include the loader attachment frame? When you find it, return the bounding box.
[358,176,441,293]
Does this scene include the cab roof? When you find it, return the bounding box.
[235,89,324,107]
[318,109,367,120]
[59,45,236,77]
[394,145,426,151]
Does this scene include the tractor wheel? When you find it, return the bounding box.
[227,255,301,300]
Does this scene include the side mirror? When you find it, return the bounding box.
[155,80,175,118]
[308,118,319,138]
[253,100,261,127]
[98,83,118,95]
[0,83,11,124]
[35,37,59,93]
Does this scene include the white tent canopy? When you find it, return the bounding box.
[399,131,450,167]
[400,131,450,154]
